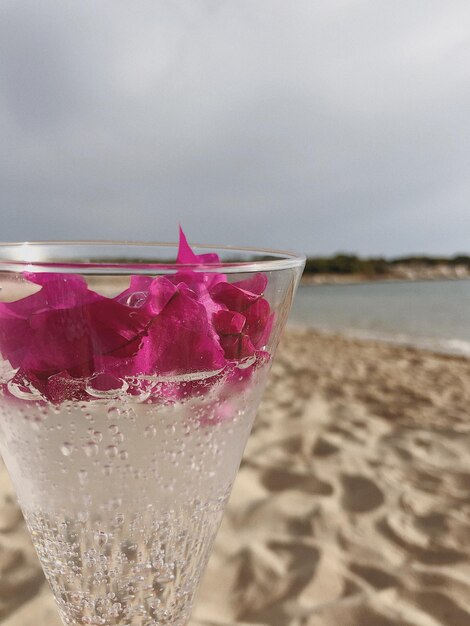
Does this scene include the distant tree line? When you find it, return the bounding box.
[303,254,470,276]
[82,253,470,277]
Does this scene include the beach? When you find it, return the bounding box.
[2,328,470,625]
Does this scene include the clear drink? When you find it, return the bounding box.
[0,361,269,625]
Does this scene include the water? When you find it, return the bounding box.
[0,363,269,626]
[291,280,470,356]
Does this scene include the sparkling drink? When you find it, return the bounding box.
[0,236,304,625]
[0,361,269,625]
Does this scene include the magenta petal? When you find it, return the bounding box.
[46,371,88,404]
[233,273,267,296]
[176,226,220,265]
[213,310,246,335]
[115,276,178,318]
[197,252,220,264]
[115,275,153,307]
[148,277,178,315]
[219,334,256,360]
[210,281,260,312]
[0,229,274,404]
[0,274,102,374]
[171,268,227,304]
[21,308,94,375]
[172,228,228,311]
[25,271,87,288]
[25,273,92,309]
[0,307,36,369]
[9,368,46,399]
[0,274,91,321]
[176,226,200,264]
[244,298,274,348]
[134,284,225,376]
[1,286,149,380]
[84,299,148,356]
[174,228,226,294]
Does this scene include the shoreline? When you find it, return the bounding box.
[300,273,470,286]
[287,321,470,359]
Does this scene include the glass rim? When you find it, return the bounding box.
[0,240,306,274]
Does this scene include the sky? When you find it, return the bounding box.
[0,0,469,257]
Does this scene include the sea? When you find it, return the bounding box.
[289,279,470,357]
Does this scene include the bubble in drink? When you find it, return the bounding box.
[105,445,118,459]
[60,442,73,456]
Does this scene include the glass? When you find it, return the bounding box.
[0,241,305,626]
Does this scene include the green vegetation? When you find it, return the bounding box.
[303,254,470,276]
[390,255,470,267]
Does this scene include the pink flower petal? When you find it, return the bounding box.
[0,282,148,380]
[210,281,260,312]
[176,226,220,265]
[213,310,246,335]
[132,283,225,376]
[244,298,274,348]
[233,273,267,296]
[0,228,274,404]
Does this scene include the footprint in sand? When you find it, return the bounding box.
[404,590,470,626]
[410,569,470,599]
[445,471,470,500]
[405,467,443,493]
[349,562,398,590]
[312,436,339,457]
[340,474,384,513]
[232,540,320,623]
[0,495,22,533]
[377,514,467,565]
[260,467,334,496]
[0,541,44,617]
[303,599,413,626]
[0,472,23,533]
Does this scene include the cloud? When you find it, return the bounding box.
[0,0,469,255]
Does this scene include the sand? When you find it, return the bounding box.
[2,328,470,625]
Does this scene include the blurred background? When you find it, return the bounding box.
[2,2,470,625]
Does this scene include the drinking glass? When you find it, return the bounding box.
[0,240,305,626]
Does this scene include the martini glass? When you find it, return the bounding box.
[0,240,304,626]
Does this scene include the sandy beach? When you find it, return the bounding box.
[2,328,470,625]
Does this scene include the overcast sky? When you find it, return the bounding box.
[1,1,469,257]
